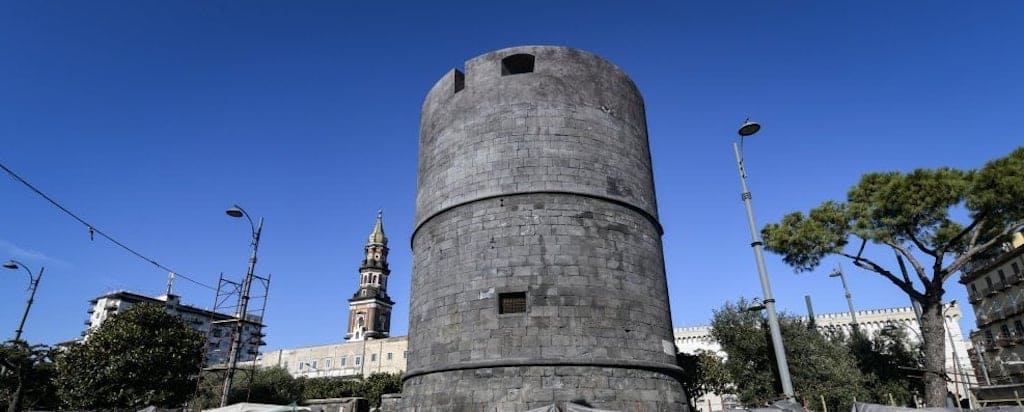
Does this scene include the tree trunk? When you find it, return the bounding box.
[919,299,948,407]
[8,370,22,412]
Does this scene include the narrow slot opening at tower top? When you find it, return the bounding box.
[453,70,465,94]
[501,54,535,76]
[498,292,527,314]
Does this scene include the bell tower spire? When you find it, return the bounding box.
[345,211,394,341]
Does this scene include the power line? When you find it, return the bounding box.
[0,160,216,291]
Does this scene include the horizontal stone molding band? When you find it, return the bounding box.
[411,190,664,248]
[402,357,686,382]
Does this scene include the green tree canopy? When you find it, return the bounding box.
[1,340,57,412]
[55,303,205,410]
[709,299,923,411]
[359,372,402,408]
[845,327,924,404]
[761,146,1024,406]
[192,368,401,409]
[677,349,730,411]
[236,366,303,405]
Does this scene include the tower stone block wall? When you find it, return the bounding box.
[405,46,686,411]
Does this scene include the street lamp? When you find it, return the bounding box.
[220,204,264,407]
[3,260,43,342]
[731,119,795,401]
[829,264,859,334]
[942,301,973,408]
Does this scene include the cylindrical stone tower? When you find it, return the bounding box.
[404,46,686,411]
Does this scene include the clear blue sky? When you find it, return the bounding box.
[1,2,1020,350]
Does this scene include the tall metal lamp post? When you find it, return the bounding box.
[829,264,860,334]
[220,205,263,407]
[942,301,972,408]
[732,119,795,401]
[3,260,43,342]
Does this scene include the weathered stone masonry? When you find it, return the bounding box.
[404,46,687,411]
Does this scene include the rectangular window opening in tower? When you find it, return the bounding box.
[501,54,535,76]
[499,292,527,314]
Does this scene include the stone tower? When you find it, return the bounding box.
[404,46,686,410]
[345,211,394,341]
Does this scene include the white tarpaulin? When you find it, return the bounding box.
[202,402,311,412]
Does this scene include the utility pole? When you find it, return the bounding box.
[221,206,263,407]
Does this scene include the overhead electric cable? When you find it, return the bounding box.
[0,160,216,291]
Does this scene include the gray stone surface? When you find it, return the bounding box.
[405,45,686,411]
[379,394,402,412]
[303,397,369,412]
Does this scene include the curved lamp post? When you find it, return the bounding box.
[220,205,263,407]
[3,260,43,342]
[732,119,795,401]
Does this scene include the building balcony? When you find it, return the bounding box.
[970,293,984,304]
[997,334,1018,347]
[978,312,993,326]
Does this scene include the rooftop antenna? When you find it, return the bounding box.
[166,272,176,296]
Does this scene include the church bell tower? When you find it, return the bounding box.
[345,211,394,341]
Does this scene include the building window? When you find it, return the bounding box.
[999,270,1007,284]
[371,353,377,362]
[403,351,408,358]
[387,352,393,361]
[1002,324,1012,338]
[1014,320,1024,336]
[355,356,362,366]
[311,360,317,369]
[499,292,527,314]
[986,277,994,289]
[501,54,535,76]
[1013,262,1021,276]
[340,357,347,367]
[324,358,332,369]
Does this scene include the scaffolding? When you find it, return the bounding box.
[191,272,271,408]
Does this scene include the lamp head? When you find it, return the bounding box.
[744,298,766,312]
[3,261,18,270]
[225,206,244,218]
[738,119,761,137]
